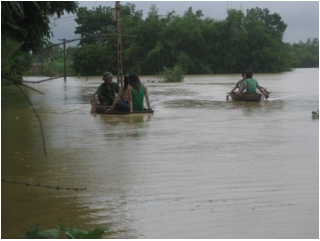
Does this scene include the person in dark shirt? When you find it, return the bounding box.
[93,72,119,107]
[226,71,247,100]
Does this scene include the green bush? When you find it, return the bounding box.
[156,65,184,83]
[43,59,76,77]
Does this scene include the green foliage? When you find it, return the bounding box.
[292,38,319,68]
[157,65,184,82]
[72,44,117,76]
[3,2,318,78]
[19,224,108,239]
[1,39,33,85]
[1,1,78,83]
[71,3,318,76]
[122,5,291,74]
[72,5,121,75]
[43,59,70,77]
[75,6,114,45]
[30,44,78,77]
[19,224,61,239]
[2,2,78,53]
[58,224,107,239]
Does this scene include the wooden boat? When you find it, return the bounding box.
[230,93,263,101]
[97,107,154,115]
[91,101,154,115]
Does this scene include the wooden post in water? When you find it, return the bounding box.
[59,38,67,81]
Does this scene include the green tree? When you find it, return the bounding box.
[72,44,116,76]
[164,7,209,74]
[243,7,289,72]
[74,6,114,45]
[119,3,144,74]
[292,38,319,68]
[2,1,78,53]
[71,3,300,76]
[1,1,78,83]
[214,9,248,72]
[73,5,129,75]
[131,4,167,74]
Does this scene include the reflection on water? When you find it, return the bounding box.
[97,114,152,126]
[1,69,319,238]
[94,114,153,138]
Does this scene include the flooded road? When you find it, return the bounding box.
[1,68,318,238]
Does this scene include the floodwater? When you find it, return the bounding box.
[1,68,319,238]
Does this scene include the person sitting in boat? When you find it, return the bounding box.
[106,75,131,112]
[93,71,119,107]
[128,73,152,112]
[237,70,269,98]
[226,71,247,100]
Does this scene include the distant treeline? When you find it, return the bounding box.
[68,4,318,76]
[4,3,317,80]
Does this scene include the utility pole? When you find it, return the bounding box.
[59,38,67,81]
[114,1,123,87]
[49,50,52,78]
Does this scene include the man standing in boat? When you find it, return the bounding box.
[93,72,119,107]
[238,70,269,98]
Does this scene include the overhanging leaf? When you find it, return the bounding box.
[19,224,60,239]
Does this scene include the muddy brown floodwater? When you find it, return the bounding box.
[1,68,318,238]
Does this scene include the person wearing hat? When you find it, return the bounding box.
[93,71,120,107]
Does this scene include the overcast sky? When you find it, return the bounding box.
[50,1,319,46]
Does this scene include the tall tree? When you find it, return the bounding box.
[216,9,248,72]
[72,5,120,75]
[243,7,288,72]
[74,6,114,45]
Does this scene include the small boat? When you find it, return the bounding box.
[91,101,154,115]
[97,107,154,115]
[230,93,263,101]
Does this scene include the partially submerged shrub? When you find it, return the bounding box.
[312,110,319,119]
[157,65,184,83]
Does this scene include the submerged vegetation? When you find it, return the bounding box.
[19,224,108,239]
[312,110,319,119]
[157,65,184,82]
